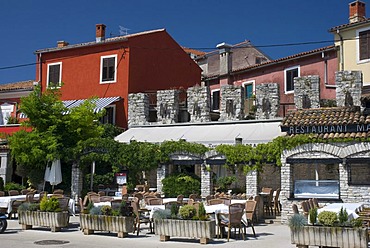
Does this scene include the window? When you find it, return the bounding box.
[47,62,62,88]
[242,81,255,115]
[348,164,370,185]
[359,29,370,62]
[284,66,299,93]
[100,105,115,124]
[100,55,117,83]
[211,90,220,111]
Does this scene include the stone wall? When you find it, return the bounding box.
[71,162,83,204]
[336,71,362,107]
[128,93,149,127]
[255,83,279,119]
[201,164,212,197]
[0,151,11,183]
[219,85,244,121]
[294,75,320,109]
[258,165,281,191]
[157,90,179,124]
[246,170,258,197]
[187,85,211,122]
[156,164,168,195]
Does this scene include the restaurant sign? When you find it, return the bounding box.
[281,123,370,135]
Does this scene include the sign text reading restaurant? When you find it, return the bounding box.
[281,123,370,135]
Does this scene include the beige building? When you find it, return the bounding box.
[330,0,370,85]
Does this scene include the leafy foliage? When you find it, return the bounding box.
[215,176,237,192]
[318,211,338,226]
[39,196,61,212]
[101,205,112,216]
[309,207,318,225]
[288,214,307,229]
[152,209,172,220]
[158,140,209,164]
[162,174,201,197]
[4,182,25,192]
[179,205,197,220]
[18,202,40,212]
[89,206,102,215]
[338,207,348,225]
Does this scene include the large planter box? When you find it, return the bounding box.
[154,219,216,244]
[18,211,70,232]
[80,214,135,238]
[290,225,369,248]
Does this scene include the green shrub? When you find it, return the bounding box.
[119,200,133,216]
[179,205,197,220]
[4,182,25,193]
[162,174,200,197]
[198,202,208,221]
[216,176,237,192]
[39,196,60,212]
[288,214,307,230]
[350,217,363,228]
[89,206,102,215]
[101,205,112,216]
[338,207,348,225]
[318,211,338,226]
[0,177,4,191]
[18,202,40,212]
[309,207,318,225]
[152,209,171,220]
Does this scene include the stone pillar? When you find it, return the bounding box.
[339,160,349,201]
[219,85,244,121]
[157,90,179,124]
[71,161,83,204]
[294,75,320,109]
[336,71,362,107]
[280,156,293,224]
[246,170,258,197]
[128,93,149,127]
[156,164,167,195]
[187,85,211,122]
[0,151,11,183]
[201,163,212,198]
[255,83,280,119]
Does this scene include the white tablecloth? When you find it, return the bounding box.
[317,202,364,220]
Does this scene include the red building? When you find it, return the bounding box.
[34,24,201,129]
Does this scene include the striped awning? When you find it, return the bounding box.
[20,96,121,118]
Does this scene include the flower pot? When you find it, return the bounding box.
[79,214,135,238]
[154,219,216,244]
[290,225,368,248]
[18,211,69,232]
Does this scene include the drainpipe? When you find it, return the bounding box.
[37,53,42,90]
[322,52,328,85]
[337,29,344,71]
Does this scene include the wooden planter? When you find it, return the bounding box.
[80,214,135,238]
[290,225,369,248]
[18,211,70,232]
[154,219,216,244]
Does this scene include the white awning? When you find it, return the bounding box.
[115,119,284,147]
[20,96,121,118]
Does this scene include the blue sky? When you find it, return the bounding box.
[0,0,367,84]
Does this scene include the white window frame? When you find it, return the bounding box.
[284,65,300,94]
[211,89,220,111]
[47,62,62,88]
[356,27,370,64]
[0,103,14,125]
[100,54,117,84]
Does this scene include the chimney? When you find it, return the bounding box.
[349,1,366,23]
[57,41,69,48]
[216,42,232,76]
[96,24,106,42]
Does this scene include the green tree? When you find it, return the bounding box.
[9,85,105,187]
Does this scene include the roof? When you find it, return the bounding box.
[35,29,166,54]
[281,106,370,139]
[329,18,370,32]
[114,119,283,146]
[0,80,34,92]
[182,47,206,57]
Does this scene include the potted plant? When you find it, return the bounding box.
[79,200,135,238]
[153,202,216,244]
[289,210,368,248]
[18,195,70,232]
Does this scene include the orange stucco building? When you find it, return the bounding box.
[34,24,201,129]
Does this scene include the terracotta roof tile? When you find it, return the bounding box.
[329,18,370,32]
[0,80,34,92]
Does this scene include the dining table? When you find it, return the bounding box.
[317,202,364,220]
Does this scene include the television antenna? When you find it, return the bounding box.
[119,25,130,36]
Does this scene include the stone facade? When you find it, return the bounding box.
[336,71,362,107]
[128,93,149,127]
[157,90,179,124]
[219,85,244,121]
[246,170,258,197]
[187,85,211,123]
[255,83,280,119]
[294,75,320,109]
[200,164,212,197]
[0,150,11,183]
[280,143,370,224]
[156,164,167,195]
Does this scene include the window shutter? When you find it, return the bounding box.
[359,30,370,60]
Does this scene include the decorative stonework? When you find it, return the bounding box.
[294,75,320,109]
[255,83,279,119]
[219,85,244,121]
[280,142,370,224]
[336,71,362,107]
[128,93,149,127]
[157,90,179,124]
[187,85,211,122]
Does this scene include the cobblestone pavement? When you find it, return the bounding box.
[1,216,296,248]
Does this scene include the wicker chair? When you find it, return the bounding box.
[0,191,5,197]
[273,188,281,215]
[147,198,163,205]
[218,205,245,241]
[292,203,299,214]
[8,190,19,196]
[208,198,224,205]
[53,189,64,195]
[21,189,30,195]
[243,200,257,237]
[131,199,152,235]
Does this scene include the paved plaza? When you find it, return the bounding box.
[1,216,296,248]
